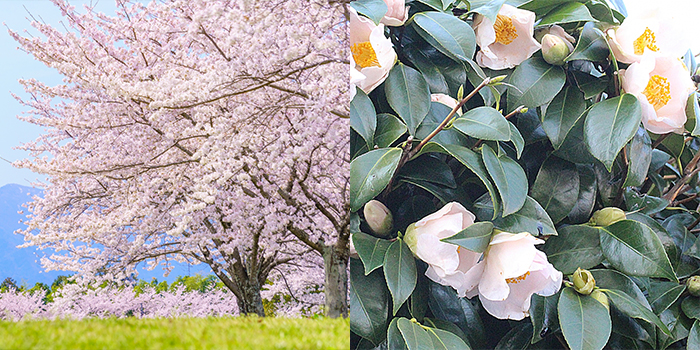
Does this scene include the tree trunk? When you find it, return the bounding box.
[322,243,349,318]
[235,279,265,316]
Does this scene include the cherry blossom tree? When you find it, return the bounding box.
[11,0,348,317]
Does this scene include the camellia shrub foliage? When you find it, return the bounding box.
[349,0,700,349]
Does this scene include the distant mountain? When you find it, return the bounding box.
[0,183,209,286]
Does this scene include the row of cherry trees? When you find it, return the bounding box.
[10,0,348,317]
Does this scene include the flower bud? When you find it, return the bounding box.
[541,34,571,66]
[590,289,609,311]
[363,200,393,238]
[572,268,595,295]
[589,207,627,227]
[688,275,700,297]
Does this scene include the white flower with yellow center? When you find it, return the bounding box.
[622,56,696,134]
[607,8,686,64]
[473,4,541,70]
[461,232,562,320]
[404,202,481,296]
[350,8,397,94]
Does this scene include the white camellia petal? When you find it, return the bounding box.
[380,0,409,26]
[349,8,397,94]
[622,55,695,134]
[473,4,540,70]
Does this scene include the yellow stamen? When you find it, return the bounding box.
[643,75,671,110]
[633,28,659,56]
[494,14,518,45]
[351,41,380,68]
[506,271,530,284]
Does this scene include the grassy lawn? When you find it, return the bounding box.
[0,316,349,350]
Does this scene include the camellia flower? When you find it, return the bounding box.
[380,0,409,27]
[431,93,463,115]
[473,4,541,70]
[462,232,562,320]
[350,8,397,94]
[622,56,696,134]
[607,8,686,64]
[404,202,481,296]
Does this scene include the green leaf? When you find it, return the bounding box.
[384,239,417,314]
[509,123,525,159]
[568,165,597,224]
[350,148,403,212]
[624,189,668,215]
[584,94,642,171]
[686,92,700,136]
[558,287,611,350]
[543,225,603,275]
[542,85,586,149]
[598,220,678,282]
[441,221,494,253]
[538,2,596,25]
[566,23,609,62]
[453,106,512,141]
[494,322,532,350]
[530,156,580,223]
[351,88,377,148]
[387,318,409,350]
[350,258,389,344]
[375,114,407,148]
[603,288,672,336]
[481,144,528,216]
[468,0,506,22]
[465,59,496,107]
[553,111,598,164]
[530,292,561,344]
[428,282,486,348]
[397,318,433,350]
[415,0,446,11]
[474,195,558,236]
[415,103,469,147]
[350,0,388,25]
[508,57,566,108]
[683,297,700,320]
[411,12,476,63]
[399,155,457,188]
[352,232,392,275]
[690,320,700,350]
[424,326,473,350]
[385,64,431,136]
[623,128,652,188]
[648,281,686,315]
[572,71,609,99]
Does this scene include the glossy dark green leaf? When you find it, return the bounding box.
[509,123,525,159]
[624,189,668,215]
[424,326,472,350]
[411,12,476,63]
[385,64,431,136]
[397,318,433,350]
[465,59,497,107]
[598,220,678,282]
[508,57,566,108]
[415,0,447,11]
[685,92,700,136]
[384,239,417,314]
[553,111,598,164]
[689,320,700,350]
[415,103,469,147]
[350,0,388,25]
[648,281,686,315]
[399,155,457,188]
[453,106,512,142]
[350,258,389,344]
[474,194,557,236]
[658,298,694,349]
[482,144,528,216]
[468,0,507,22]
[351,88,377,148]
[375,114,407,148]
[543,225,603,274]
[542,85,586,149]
[538,2,596,25]
[585,0,615,23]
[572,71,609,99]
[441,221,493,253]
[558,287,611,350]
[428,282,486,348]
[568,165,597,224]
[566,23,609,62]
[353,231,392,275]
[400,178,468,205]
[590,269,651,307]
[409,272,429,322]
[584,94,642,170]
[350,148,403,212]
[387,317,409,350]
[603,288,672,336]
[530,156,579,223]
[683,297,700,320]
[530,292,561,344]
[494,322,532,350]
[623,128,652,188]
[519,0,570,12]
[422,318,469,346]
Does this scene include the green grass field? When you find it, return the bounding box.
[0,316,349,350]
